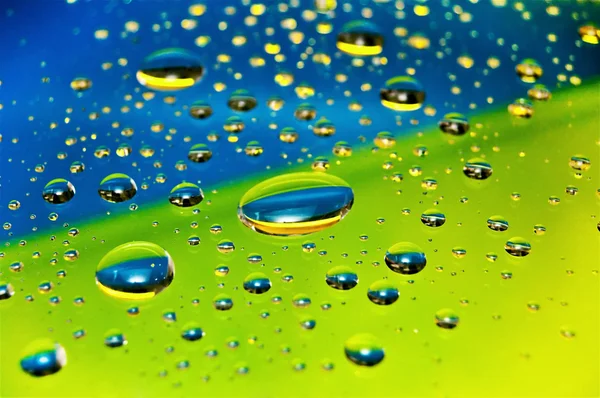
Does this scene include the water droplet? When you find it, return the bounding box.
[238,172,354,236]
[380,76,425,111]
[42,179,75,204]
[20,340,66,377]
[213,294,233,311]
[336,21,383,56]
[439,113,469,135]
[188,144,213,163]
[533,224,546,235]
[385,242,427,274]
[508,98,534,118]
[325,266,358,290]
[243,273,272,294]
[313,119,336,137]
[228,89,257,112]
[435,309,459,329]
[181,323,205,341]
[294,103,317,121]
[189,101,213,119]
[374,131,396,148]
[487,215,509,231]
[528,84,551,101]
[505,237,531,257]
[367,280,399,305]
[136,48,204,91]
[168,182,204,207]
[569,155,591,171]
[98,173,137,203]
[344,334,384,367]
[95,241,174,299]
[216,239,235,253]
[421,209,446,227]
[292,293,311,308]
[104,330,127,348]
[516,58,543,83]
[463,158,493,180]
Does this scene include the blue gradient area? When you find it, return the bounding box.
[241,186,353,223]
[1,1,599,237]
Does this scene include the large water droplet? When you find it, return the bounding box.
[336,21,383,56]
[238,172,354,236]
[42,179,75,204]
[95,241,174,299]
[385,242,427,274]
[367,280,399,305]
[325,266,358,290]
[380,76,425,111]
[168,182,204,207]
[20,340,66,377]
[98,173,137,203]
[243,272,272,294]
[344,334,385,366]
[505,237,531,257]
[136,48,204,91]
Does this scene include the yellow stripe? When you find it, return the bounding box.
[336,42,382,56]
[244,215,341,235]
[96,281,155,300]
[380,99,422,111]
[136,71,195,91]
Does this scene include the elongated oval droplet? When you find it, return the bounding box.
[238,172,354,236]
[20,340,66,377]
[96,241,174,299]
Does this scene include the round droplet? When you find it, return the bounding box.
[311,156,330,171]
[267,96,284,111]
[325,266,358,290]
[238,172,354,236]
[243,273,272,294]
[420,209,446,227]
[569,155,591,171]
[336,21,383,56]
[435,309,459,329]
[313,119,336,137]
[104,330,127,348]
[332,141,352,157]
[224,116,245,133]
[20,340,66,377]
[515,58,543,83]
[0,281,15,300]
[294,103,316,121]
[292,293,311,308]
[217,239,235,253]
[98,173,137,203]
[42,179,75,204]
[189,101,213,119]
[213,294,233,310]
[70,77,92,92]
[505,237,531,257]
[367,280,399,305]
[181,323,205,341]
[487,215,509,232]
[344,334,384,367]
[439,113,469,135]
[508,98,533,118]
[228,89,257,112]
[136,48,204,91]
[533,224,546,235]
[245,141,264,156]
[188,144,212,163]
[527,84,551,101]
[579,23,600,44]
[279,127,298,143]
[374,131,396,148]
[463,158,493,180]
[380,76,425,111]
[95,241,174,299]
[385,242,426,274]
[168,182,204,207]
